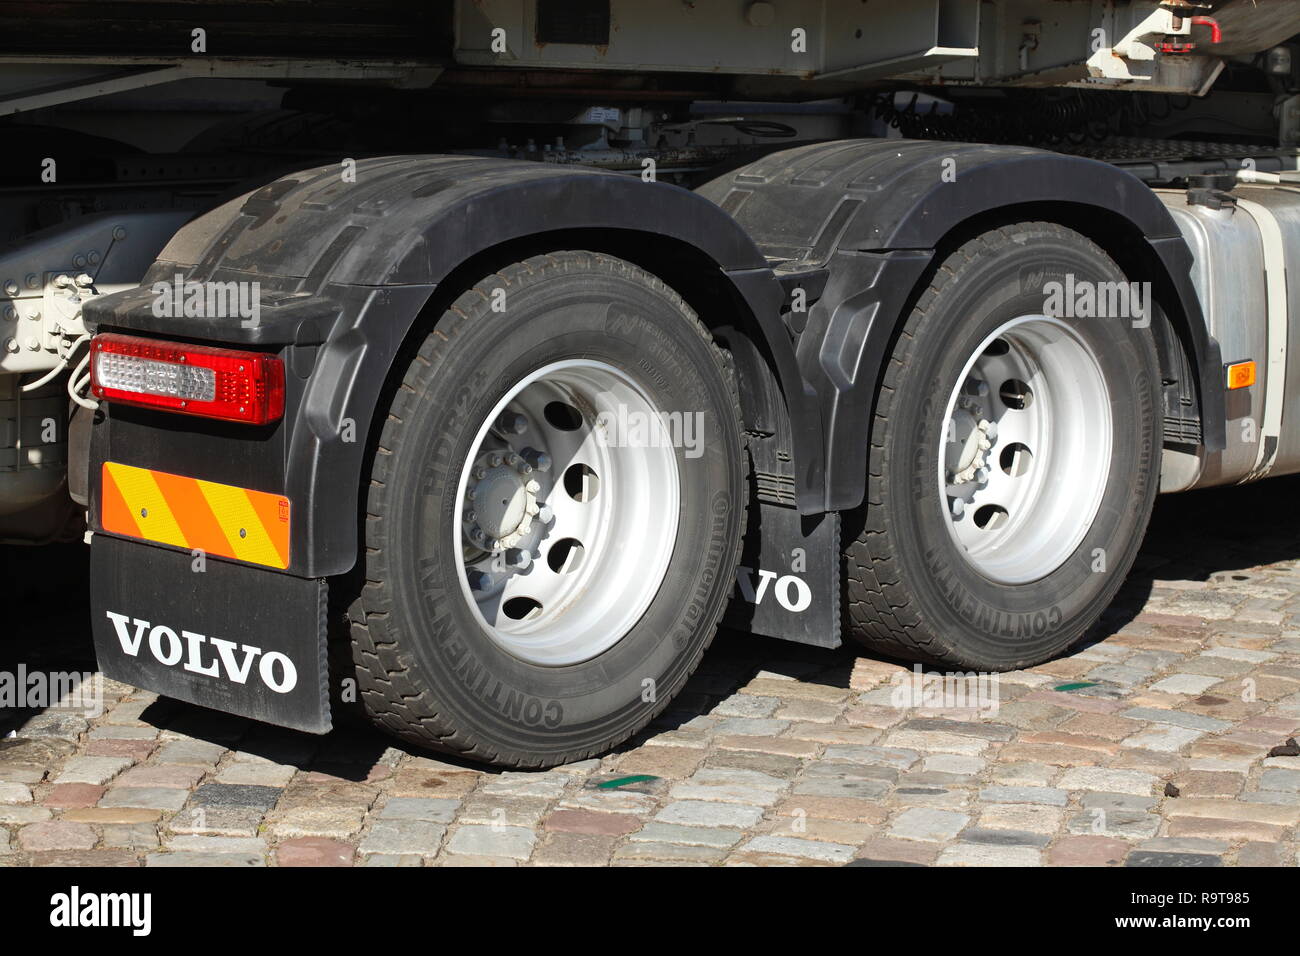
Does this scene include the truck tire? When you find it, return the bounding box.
[845,222,1162,671]
[349,251,745,767]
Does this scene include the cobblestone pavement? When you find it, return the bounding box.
[3,477,1300,867]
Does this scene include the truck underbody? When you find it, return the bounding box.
[4,0,1300,767]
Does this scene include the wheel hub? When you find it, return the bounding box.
[938,315,1112,585]
[454,360,680,666]
[464,455,540,550]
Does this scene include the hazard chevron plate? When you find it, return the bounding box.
[100,461,291,569]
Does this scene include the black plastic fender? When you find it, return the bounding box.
[83,156,822,576]
[697,139,1227,512]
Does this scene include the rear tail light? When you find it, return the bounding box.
[90,333,285,425]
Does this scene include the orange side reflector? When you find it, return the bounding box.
[100,462,290,569]
[1226,361,1256,390]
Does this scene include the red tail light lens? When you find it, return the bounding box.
[90,333,285,425]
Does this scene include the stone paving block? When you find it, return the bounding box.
[358,821,447,858]
[480,772,569,799]
[19,821,96,851]
[54,756,132,786]
[99,787,189,812]
[445,825,536,860]
[792,777,892,801]
[631,822,742,848]
[854,837,940,866]
[360,853,423,867]
[146,850,265,867]
[101,824,160,849]
[276,837,355,867]
[268,806,367,840]
[612,841,724,864]
[688,767,788,791]
[0,782,32,804]
[1047,835,1129,866]
[705,749,804,778]
[1125,850,1222,867]
[530,833,618,866]
[457,794,553,828]
[113,765,205,790]
[165,835,267,854]
[43,784,105,809]
[0,806,52,824]
[656,800,764,829]
[1121,725,1203,753]
[937,844,1042,866]
[190,783,282,813]
[155,740,227,766]
[1056,768,1159,795]
[712,694,780,718]
[978,786,1068,806]
[1149,674,1222,695]
[887,808,968,843]
[960,828,1051,848]
[976,804,1064,834]
[378,797,461,823]
[712,717,791,737]
[29,850,140,867]
[1065,809,1161,840]
[669,782,781,806]
[741,835,855,863]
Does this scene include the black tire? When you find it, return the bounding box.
[845,223,1162,671]
[349,251,745,767]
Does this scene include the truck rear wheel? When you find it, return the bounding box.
[349,252,744,767]
[845,222,1162,670]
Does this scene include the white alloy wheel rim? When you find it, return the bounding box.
[454,360,680,666]
[938,315,1112,585]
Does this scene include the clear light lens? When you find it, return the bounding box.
[95,353,216,402]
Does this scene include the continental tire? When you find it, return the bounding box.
[845,223,1162,671]
[349,251,745,767]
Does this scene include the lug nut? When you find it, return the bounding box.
[505,548,532,570]
[538,504,554,523]
[951,498,965,518]
[466,569,490,591]
[496,412,528,435]
[489,453,502,467]
[522,448,551,473]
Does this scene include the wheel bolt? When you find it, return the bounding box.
[497,412,528,435]
[538,504,553,523]
[489,454,502,467]
[951,498,965,518]
[984,421,998,442]
[467,569,490,590]
[522,448,551,473]
[505,548,532,570]
[464,510,477,522]
[975,467,989,486]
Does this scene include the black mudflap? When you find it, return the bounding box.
[90,534,331,734]
[724,503,841,648]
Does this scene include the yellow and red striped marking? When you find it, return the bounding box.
[101,462,290,569]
